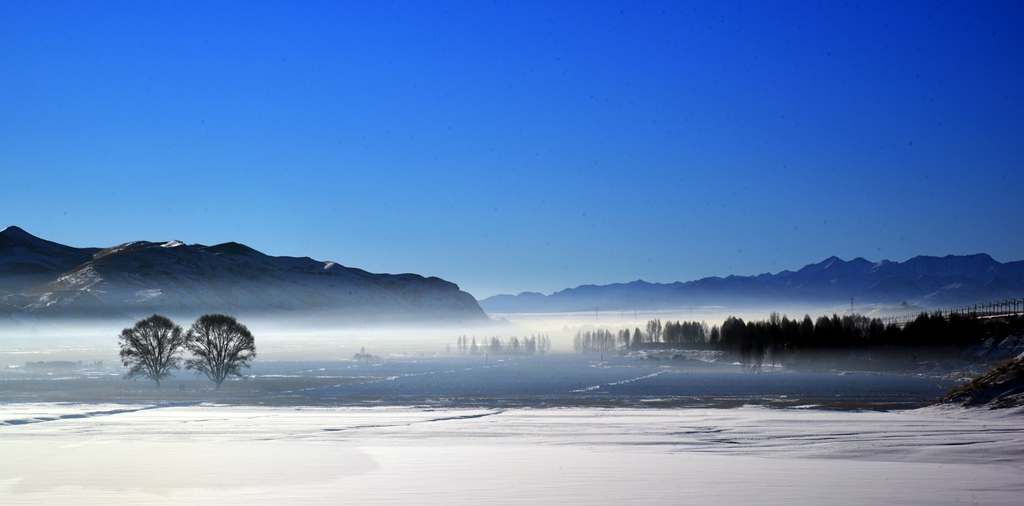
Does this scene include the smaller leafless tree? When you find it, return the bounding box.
[185,314,256,389]
[118,314,186,389]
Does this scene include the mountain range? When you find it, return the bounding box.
[0,226,487,326]
[480,254,1024,314]
[5,225,1020,323]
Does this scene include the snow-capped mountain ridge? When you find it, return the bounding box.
[0,227,486,325]
[481,254,1024,314]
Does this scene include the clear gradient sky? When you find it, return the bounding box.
[2,1,1022,299]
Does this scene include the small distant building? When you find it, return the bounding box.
[25,361,78,371]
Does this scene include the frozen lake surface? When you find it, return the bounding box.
[244,354,957,408]
[1,354,959,408]
[0,403,1022,504]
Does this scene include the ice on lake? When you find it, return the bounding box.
[240,354,958,408]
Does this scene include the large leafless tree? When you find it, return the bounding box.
[118,314,186,389]
[185,314,256,389]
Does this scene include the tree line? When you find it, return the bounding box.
[571,311,1016,367]
[715,311,992,370]
[572,319,714,353]
[118,314,256,389]
[453,335,551,355]
[572,329,619,353]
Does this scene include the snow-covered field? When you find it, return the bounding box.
[0,355,1013,504]
[1,403,1021,505]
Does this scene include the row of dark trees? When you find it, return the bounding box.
[572,319,714,353]
[453,335,551,355]
[639,319,712,345]
[663,320,710,344]
[570,311,1013,364]
[572,329,618,353]
[715,311,996,370]
[118,314,256,389]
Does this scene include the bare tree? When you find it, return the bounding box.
[118,314,186,389]
[645,319,662,343]
[184,314,256,389]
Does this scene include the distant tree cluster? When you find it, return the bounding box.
[572,319,713,353]
[635,319,711,347]
[566,311,1016,367]
[353,346,377,361]
[572,329,617,353]
[455,334,550,355]
[118,314,256,389]
[456,335,476,354]
[714,311,990,370]
[617,329,632,348]
[644,320,663,343]
[663,320,710,344]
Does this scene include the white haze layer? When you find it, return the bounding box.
[0,302,861,364]
[0,404,1020,505]
[0,319,511,364]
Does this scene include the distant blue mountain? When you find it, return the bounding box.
[480,254,1024,313]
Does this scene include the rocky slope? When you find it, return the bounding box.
[942,356,1024,408]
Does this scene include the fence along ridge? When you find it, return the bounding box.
[879,297,1024,327]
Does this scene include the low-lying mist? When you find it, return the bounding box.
[0,319,506,364]
[2,302,1003,409]
[0,304,851,363]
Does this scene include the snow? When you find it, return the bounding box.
[0,404,1021,504]
[130,288,162,302]
[53,265,100,290]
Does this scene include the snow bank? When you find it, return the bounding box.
[0,404,1021,504]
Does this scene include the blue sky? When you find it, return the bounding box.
[2,1,1022,298]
